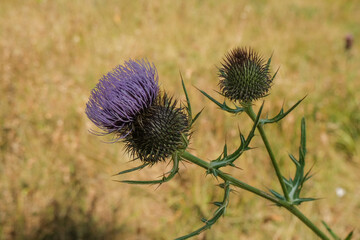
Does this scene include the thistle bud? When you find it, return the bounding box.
[219,47,273,103]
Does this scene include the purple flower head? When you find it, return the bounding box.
[85,59,159,139]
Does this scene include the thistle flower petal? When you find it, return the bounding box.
[85,59,159,138]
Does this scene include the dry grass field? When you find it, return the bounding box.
[1,0,359,239]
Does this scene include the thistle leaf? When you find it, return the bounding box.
[260,96,306,124]
[112,163,150,176]
[116,152,180,185]
[208,103,263,170]
[271,118,314,205]
[199,89,245,114]
[181,76,203,127]
[176,182,231,240]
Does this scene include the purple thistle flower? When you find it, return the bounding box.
[85,59,159,139]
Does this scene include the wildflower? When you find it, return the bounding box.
[219,47,272,103]
[85,59,159,138]
[86,59,189,163]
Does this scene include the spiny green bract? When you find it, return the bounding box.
[219,47,272,103]
[125,93,190,164]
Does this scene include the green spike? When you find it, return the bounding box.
[191,108,203,126]
[113,163,150,176]
[176,182,231,240]
[261,96,306,124]
[269,189,285,201]
[288,154,300,167]
[297,197,317,203]
[199,89,245,114]
[300,117,307,160]
[117,152,180,185]
[266,54,273,70]
[271,67,279,81]
[208,103,263,170]
[223,144,228,157]
[180,73,192,118]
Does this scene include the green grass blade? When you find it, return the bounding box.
[322,221,341,240]
[344,230,353,240]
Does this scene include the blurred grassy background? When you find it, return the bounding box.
[1,0,359,239]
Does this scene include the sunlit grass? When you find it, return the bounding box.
[1,0,359,239]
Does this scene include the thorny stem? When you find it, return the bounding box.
[180,151,330,240]
[244,104,291,202]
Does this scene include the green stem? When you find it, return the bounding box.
[180,151,278,203]
[282,205,330,240]
[245,105,291,202]
[181,151,329,240]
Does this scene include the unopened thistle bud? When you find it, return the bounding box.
[86,59,190,164]
[219,47,273,103]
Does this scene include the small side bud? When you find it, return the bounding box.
[219,47,273,103]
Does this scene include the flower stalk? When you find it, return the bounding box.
[180,151,330,240]
[244,104,291,202]
[180,151,278,203]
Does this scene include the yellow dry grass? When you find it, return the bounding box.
[1,0,359,239]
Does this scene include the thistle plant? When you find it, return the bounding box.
[85,50,354,239]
